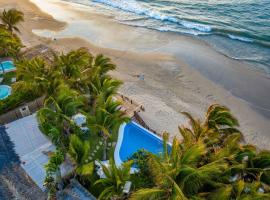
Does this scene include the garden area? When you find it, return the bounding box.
[1,8,270,200]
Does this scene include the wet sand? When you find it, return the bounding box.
[1,0,270,149]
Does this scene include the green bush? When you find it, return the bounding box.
[0,90,39,114]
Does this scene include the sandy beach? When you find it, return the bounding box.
[1,0,270,149]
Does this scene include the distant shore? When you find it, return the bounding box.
[1,0,270,149]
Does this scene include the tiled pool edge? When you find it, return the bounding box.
[114,122,126,169]
[0,61,16,73]
[0,85,12,100]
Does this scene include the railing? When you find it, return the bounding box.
[133,111,161,137]
[0,96,45,125]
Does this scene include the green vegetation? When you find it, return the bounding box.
[95,159,133,199]
[0,8,24,112]
[0,26,23,58]
[0,9,24,33]
[0,8,24,58]
[2,71,16,85]
[1,8,270,200]
[129,105,270,200]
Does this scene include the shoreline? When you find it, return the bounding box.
[30,0,270,118]
[1,0,270,149]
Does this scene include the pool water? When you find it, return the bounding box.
[0,85,11,100]
[119,122,166,162]
[0,61,16,72]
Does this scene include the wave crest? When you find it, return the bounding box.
[228,34,254,42]
[93,0,212,33]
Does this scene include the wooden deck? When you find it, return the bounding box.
[115,93,144,118]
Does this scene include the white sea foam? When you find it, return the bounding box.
[93,0,178,23]
[228,34,254,42]
[180,20,212,32]
[93,0,212,34]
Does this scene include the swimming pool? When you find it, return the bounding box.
[0,85,11,100]
[114,121,170,172]
[0,61,16,73]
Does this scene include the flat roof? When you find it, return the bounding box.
[5,114,55,190]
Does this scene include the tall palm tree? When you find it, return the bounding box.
[95,158,133,200]
[53,48,93,85]
[179,104,242,149]
[131,133,228,199]
[37,86,86,148]
[204,104,240,135]
[89,77,122,100]
[0,9,24,33]
[44,149,65,199]
[87,95,129,160]
[15,57,61,96]
[92,54,116,76]
[0,27,22,57]
[69,135,94,178]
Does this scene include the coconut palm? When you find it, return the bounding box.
[0,9,24,33]
[179,104,242,150]
[208,180,270,200]
[95,158,133,200]
[69,135,94,178]
[87,76,122,109]
[131,132,229,199]
[89,76,122,100]
[92,54,116,76]
[87,95,129,160]
[53,48,93,85]
[44,149,65,199]
[0,27,22,57]
[15,57,61,96]
[204,104,240,135]
[37,86,86,148]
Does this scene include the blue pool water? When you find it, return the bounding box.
[0,61,16,72]
[0,85,11,100]
[119,122,165,162]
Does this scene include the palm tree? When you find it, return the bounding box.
[179,104,242,150]
[69,135,94,179]
[0,27,22,58]
[204,104,240,135]
[79,53,118,103]
[53,48,93,86]
[15,57,61,96]
[37,86,86,148]
[95,158,133,200]
[92,54,116,76]
[0,9,24,33]
[88,76,122,110]
[131,132,228,199]
[44,149,65,199]
[87,95,129,160]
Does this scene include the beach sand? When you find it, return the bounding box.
[1,0,270,149]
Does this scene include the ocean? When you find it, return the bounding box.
[62,0,270,74]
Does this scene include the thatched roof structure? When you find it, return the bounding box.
[21,44,57,63]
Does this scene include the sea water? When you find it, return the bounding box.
[63,0,270,74]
